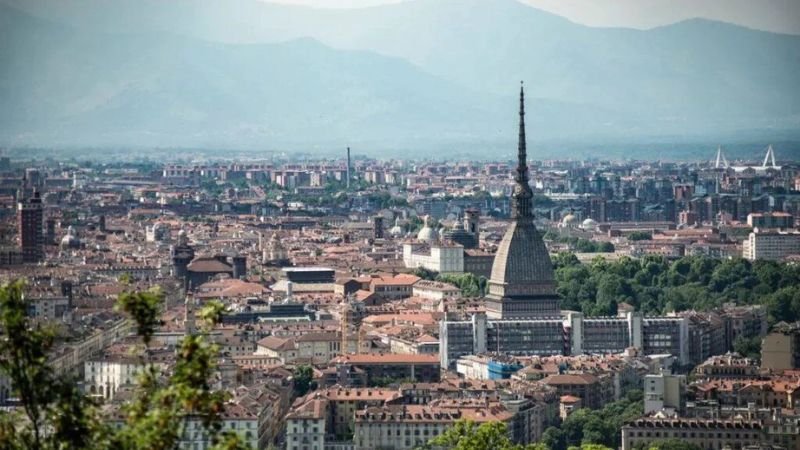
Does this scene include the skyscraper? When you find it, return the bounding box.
[18,190,44,263]
[485,83,560,319]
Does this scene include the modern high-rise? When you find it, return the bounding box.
[17,190,44,263]
[485,84,560,319]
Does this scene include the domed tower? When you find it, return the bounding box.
[416,216,439,243]
[485,83,560,319]
[442,216,478,249]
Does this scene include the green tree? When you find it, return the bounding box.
[541,426,566,450]
[0,281,251,450]
[413,267,439,281]
[635,439,703,450]
[559,390,643,449]
[437,273,483,298]
[627,231,652,241]
[568,445,613,450]
[293,365,317,397]
[118,272,133,285]
[733,335,762,359]
[428,420,544,450]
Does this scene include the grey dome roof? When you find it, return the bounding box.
[487,220,556,298]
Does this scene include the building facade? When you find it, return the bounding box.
[18,190,44,263]
[743,229,800,261]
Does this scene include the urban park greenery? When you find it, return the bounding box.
[552,253,800,324]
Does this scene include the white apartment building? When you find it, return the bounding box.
[84,352,170,400]
[742,228,800,261]
[402,243,464,274]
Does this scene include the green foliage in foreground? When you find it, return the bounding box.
[0,281,251,450]
[422,420,613,450]
[552,253,800,324]
[541,390,643,450]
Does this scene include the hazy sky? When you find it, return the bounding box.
[266,0,800,35]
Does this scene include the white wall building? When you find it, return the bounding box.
[643,371,686,414]
[402,243,464,274]
[84,354,169,400]
[743,228,800,261]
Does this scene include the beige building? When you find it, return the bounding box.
[50,317,133,375]
[743,228,800,261]
[761,323,800,372]
[622,418,764,450]
[411,280,460,301]
[256,333,356,365]
[354,401,512,450]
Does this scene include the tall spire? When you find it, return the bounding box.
[512,81,533,220]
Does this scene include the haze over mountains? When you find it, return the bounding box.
[1,0,799,157]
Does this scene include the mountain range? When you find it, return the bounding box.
[1,0,799,157]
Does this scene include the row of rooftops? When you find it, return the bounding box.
[626,417,763,429]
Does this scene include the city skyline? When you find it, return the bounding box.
[1,4,800,449]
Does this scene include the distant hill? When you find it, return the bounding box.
[1,0,799,156]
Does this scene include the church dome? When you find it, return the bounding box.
[61,226,80,249]
[416,216,439,243]
[442,217,478,248]
[580,218,598,230]
[560,214,578,227]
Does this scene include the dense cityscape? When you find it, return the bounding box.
[1,83,799,450]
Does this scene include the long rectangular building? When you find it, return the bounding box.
[440,312,689,369]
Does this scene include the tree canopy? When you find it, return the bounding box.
[553,254,800,325]
[0,281,251,450]
[541,390,643,450]
[436,273,488,298]
[425,420,614,450]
